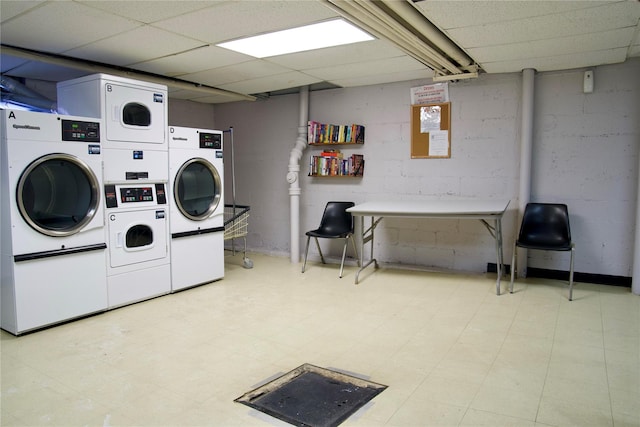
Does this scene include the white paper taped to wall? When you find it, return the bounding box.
[428,130,449,156]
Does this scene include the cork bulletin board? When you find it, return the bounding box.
[410,102,451,159]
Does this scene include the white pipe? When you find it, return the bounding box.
[632,151,640,294]
[288,86,310,263]
[1,45,255,102]
[517,68,535,278]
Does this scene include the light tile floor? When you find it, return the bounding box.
[1,253,639,426]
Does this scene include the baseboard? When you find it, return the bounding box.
[487,263,631,287]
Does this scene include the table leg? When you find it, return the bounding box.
[354,216,379,284]
[495,217,504,295]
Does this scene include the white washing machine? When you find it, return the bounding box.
[168,126,224,292]
[57,73,169,183]
[104,182,171,308]
[0,109,108,335]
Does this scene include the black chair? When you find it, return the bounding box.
[302,201,359,278]
[510,203,575,300]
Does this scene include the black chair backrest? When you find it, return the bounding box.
[318,201,355,236]
[518,203,572,249]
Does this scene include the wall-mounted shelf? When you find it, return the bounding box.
[308,121,365,178]
[308,121,365,144]
[308,151,364,177]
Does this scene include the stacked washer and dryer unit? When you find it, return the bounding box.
[1,109,108,334]
[57,74,172,308]
[0,74,226,335]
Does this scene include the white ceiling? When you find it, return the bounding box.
[1,0,639,104]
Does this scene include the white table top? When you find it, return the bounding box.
[347,199,510,219]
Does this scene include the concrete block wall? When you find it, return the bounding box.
[213,58,640,278]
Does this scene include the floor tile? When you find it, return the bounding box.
[1,253,638,426]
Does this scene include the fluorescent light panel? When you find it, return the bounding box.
[217,19,374,58]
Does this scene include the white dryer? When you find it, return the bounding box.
[1,109,107,335]
[104,183,171,308]
[57,73,169,183]
[168,126,224,292]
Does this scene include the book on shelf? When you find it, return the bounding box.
[308,120,365,144]
[309,153,364,177]
[351,154,364,176]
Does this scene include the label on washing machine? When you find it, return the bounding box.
[156,210,166,219]
[88,145,101,154]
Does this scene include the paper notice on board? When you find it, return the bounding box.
[428,130,449,156]
[411,83,449,104]
[420,105,441,132]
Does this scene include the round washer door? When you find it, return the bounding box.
[174,158,222,221]
[17,153,101,237]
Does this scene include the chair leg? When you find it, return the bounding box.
[314,237,326,264]
[568,244,575,301]
[510,243,517,293]
[339,238,348,278]
[302,236,311,273]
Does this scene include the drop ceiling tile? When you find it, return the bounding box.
[330,68,435,88]
[482,47,629,73]
[218,71,321,95]
[63,26,203,66]
[447,2,640,48]
[0,0,44,22]
[152,0,338,44]
[0,1,139,52]
[305,56,427,81]
[414,1,612,29]
[265,39,406,70]
[76,0,214,23]
[180,60,293,87]
[469,27,636,63]
[131,45,249,76]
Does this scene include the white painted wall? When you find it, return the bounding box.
[213,59,640,277]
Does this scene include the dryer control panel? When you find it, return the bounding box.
[200,132,222,149]
[104,183,167,208]
[61,119,100,142]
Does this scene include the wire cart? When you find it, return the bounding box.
[224,204,253,269]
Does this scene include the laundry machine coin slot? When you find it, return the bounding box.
[155,184,167,204]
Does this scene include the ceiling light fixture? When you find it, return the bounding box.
[324,0,479,80]
[217,19,374,58]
